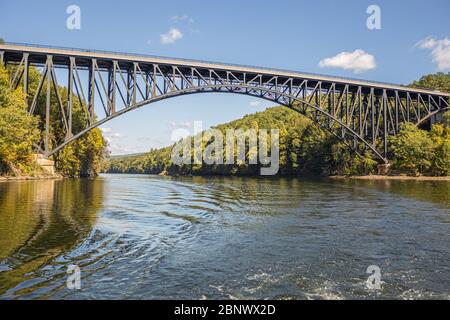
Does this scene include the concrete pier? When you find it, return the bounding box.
[33,154,55,175]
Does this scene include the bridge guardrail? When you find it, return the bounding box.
[3,41,434,92]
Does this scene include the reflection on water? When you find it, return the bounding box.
[331,179,450,208]
[0,179,103,298]
[0,175,449,299]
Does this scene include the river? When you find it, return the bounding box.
[0,174,449,299]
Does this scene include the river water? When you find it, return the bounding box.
[0,174,448,300]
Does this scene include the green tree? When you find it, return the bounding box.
[429,122,450,176]
[442,110,450,127]
[54,143,80,177]
[77,128,107,177]
[0,65,40,175]
[389,123,435,175]
[411,72,450,92]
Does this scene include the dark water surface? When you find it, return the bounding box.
[0,174,449,299]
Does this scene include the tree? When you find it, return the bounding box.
[54,143,80,177]
[77,128,108,177]
[443,110,450,127]
[429,123,450,176]
[0,65,40,175]
[389,123,435,175]
[411,72,450,92]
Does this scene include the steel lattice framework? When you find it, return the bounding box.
[1,43,449,162]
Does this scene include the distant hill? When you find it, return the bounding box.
[102,105,374,176]
[109,153,146,160]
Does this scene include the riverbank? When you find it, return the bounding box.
[329,175,450,181]
[0,174,62,182]
[103,171,450,181]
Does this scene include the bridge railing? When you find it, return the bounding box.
[3,41,433,92]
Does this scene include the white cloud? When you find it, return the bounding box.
[160,28,183,44]
[417,37,450,71]
[172,15,194,24]
[249,101,261,107]
[319,49,377,74]
[103,130,125,139]
[170,15,198,34]
[112,132,125,138]
[102,128,126,149]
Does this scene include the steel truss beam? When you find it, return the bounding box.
[1,46,449,162]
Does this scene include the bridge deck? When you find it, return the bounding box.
[1,43,449,98]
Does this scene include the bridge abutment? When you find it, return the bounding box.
[33,154,55,175]
[377,163,391,175]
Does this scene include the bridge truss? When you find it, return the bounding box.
[1,43,449,162]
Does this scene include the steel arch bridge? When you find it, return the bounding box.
[1,43,449,162]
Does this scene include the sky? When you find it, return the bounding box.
[1,0,449,155]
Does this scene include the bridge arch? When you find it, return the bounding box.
[48,83,387,162]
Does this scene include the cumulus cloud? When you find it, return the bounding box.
[160,28,183,44]
[249,101,261,107]
[417,37,450,71]
[319,49,377,74]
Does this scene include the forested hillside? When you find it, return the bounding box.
[104,72,450,177]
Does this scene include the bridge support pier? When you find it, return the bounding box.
[33,154,55,175]
[377,163,391,175]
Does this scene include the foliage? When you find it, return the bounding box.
[389,123,434,175]
[0,61,107,177]
[411,72,450,93]
[429,122,450,176]
[77,128,108,177]
[105,107,450,177]
[443,110,450,127]
[0,65,40,175]
[54,143,80,177]
[388,120,450,176]
[104,106,378,176]
[329,142,378,176]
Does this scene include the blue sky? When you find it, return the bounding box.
[1,0,449,154]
